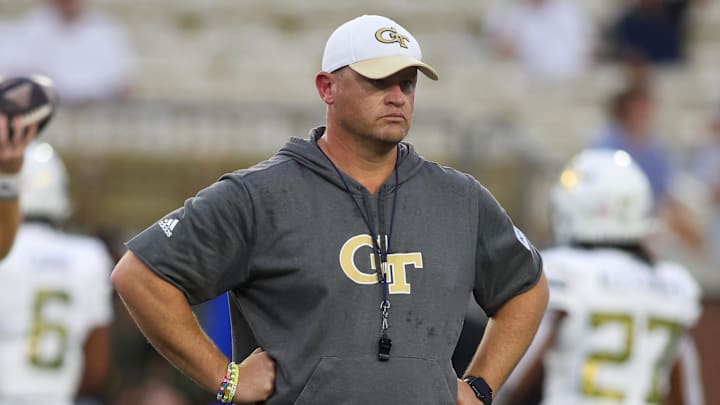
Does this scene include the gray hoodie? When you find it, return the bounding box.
[127,127,542,405]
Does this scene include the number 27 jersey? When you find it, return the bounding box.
[541,246,702,405]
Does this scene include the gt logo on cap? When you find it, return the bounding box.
[374,27,410,49]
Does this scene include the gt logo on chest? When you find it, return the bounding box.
[339,234,423,294]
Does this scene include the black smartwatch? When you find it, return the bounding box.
[463,376,493,405]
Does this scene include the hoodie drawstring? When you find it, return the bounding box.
[317,144,400,361]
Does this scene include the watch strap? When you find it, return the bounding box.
[463,376,493,405]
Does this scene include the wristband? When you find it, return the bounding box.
[464,376,493,405]
[216,361,240,403]
[0,174,19,199]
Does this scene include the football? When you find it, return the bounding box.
[0,75,57,139]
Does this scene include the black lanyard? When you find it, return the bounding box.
[318,143,400,361]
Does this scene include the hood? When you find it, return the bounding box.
[277,126,425,194]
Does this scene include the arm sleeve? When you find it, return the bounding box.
[678,267,703,327]
[675,335,706,405]
[126,173,255,305]
[473,184,543,316]
[542,253,578,313]
[84,242,114,328]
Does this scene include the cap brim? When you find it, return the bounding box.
[349,55,439,81]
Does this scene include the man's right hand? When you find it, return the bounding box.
[0,114,38,174]
[233,347,276,404]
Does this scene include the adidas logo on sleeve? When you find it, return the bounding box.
[158,218,179,237]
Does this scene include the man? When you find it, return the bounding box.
[498,149,703,404]
[0,114,38,259]
[591,83,705,251]
[484,0,594,81]
[692,107,720,256]
[612,0,704,66]
[112,15,548,404]
[0,0,135,104]
[0,142,114,404]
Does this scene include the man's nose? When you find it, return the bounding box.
[385,83,406,106]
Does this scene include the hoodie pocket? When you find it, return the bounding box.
[292,356,455,405]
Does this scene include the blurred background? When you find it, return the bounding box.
[1,0,719,403]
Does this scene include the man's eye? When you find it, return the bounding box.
[401,80,415,90]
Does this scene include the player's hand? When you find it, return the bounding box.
[0,114,38,174]
[456,378,484,405]
[232,347,276,404]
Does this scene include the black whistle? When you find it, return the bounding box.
[378,335,392,361]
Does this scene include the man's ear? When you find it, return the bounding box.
[315,72,336,105]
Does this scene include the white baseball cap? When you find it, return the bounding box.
[321,15,439,81]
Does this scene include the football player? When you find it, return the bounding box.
[0,142,114,404]
[0,114,38,259]
[499,149,704,405]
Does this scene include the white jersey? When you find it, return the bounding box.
[0,223,113,405]
[541,246,701,405]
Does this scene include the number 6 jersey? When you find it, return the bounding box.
[0,223,113,405]
[541,246,702,405]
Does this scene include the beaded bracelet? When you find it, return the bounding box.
[216,361,240,403]
[0,174,19,199]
